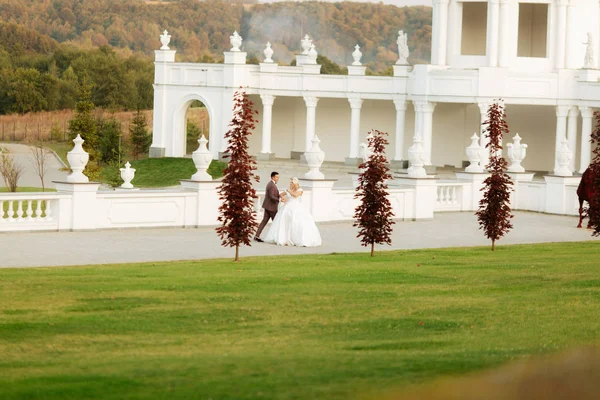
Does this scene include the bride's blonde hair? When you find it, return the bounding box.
[290,177,300,189]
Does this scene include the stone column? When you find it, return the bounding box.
[497,0,510,67]
[432,0,450,65]
[478,101,491,167]
[487,0,501,67]
[565,1,577,68]
[303,96,319,152]
[579,106,594,173]
[554,105,570,174]
[347,96,363,160]
[446,0,459,65]
[555,0,568,69]
[259,93,275,159]
[414,101,436,166]
[566,107,578,172]
[393,98,407,161]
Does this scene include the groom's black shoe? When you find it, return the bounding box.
[254,237,263,242]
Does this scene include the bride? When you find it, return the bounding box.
[261,177,322,247]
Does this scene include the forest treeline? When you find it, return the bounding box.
[0,0,432,115]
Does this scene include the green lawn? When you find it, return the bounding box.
[1,243,599,400]
[127,157,226,187]
[44,142,227,187]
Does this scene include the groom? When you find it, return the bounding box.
[255,171,280,242]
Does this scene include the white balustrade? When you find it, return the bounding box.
[0,194,60,230]
[435,182,464,211]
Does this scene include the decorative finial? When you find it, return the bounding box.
[119,161,136,189]
[160,30,171,50]
[263,42,274,63]
[352,44,362,66]
[301,34,312,55]
[230,31,243,52]
[307,43,318,64]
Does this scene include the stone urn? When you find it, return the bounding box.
[191,135,213,181]
[119,162,136,189]
[352,44,362,66]
[66,134,90,183]
[507,133,528,173]
[465,133,483,173]
[554,139,573,176]
[263,42,274,63]
[304,135,325,179]
[307,44,318,64]
[407,133,427,178]
[301,35,312,55]
[160,30,171,50]
[230,31,242,52]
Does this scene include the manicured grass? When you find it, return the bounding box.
[1,242,599,399]
[44,143,227,187]
[122,157,226,187]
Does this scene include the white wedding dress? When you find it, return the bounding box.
[261,189,322,247]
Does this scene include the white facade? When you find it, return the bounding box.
[151,0,600,175]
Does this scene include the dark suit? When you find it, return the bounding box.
[256,180,279,238]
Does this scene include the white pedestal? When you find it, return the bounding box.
[54,181,101,231]
[395,176,437,220]
[298,179,336,222]
[180,180,221,226]
[455,172,490,211]
[543,175,581,215]
[393,65,411,77]
[155,50,176,62]
[295,54,309,66]
[507,172,535,210]
[259,63,278,73]
[302,64,321,74]
[224,51,247,64]
[347,66,366,76]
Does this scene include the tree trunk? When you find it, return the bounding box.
[491,239,495,251]
[371,242,374,257]
[235,245,239,262]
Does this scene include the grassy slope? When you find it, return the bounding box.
[42,144,227,187]
[1,242,599,399]
[128,157,226,187]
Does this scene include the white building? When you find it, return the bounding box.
[151,0,600,176]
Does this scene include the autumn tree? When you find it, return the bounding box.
[353,129,395,257]
[476,100,514,251]
[215,90,260,262]
[588,111,600,236]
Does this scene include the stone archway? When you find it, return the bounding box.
[172,94,214,157]
[184,100,209,155]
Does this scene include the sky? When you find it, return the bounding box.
[259,0,433,7]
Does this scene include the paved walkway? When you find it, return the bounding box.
[0,143,69,189]
[0,212,597,268]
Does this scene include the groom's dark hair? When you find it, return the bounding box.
[271,171,279,178]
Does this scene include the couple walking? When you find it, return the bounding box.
[255,172,322,247]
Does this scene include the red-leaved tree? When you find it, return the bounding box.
[353,129,395,256]
[216,90,260,261]
[476,100,514,251]
[588,111,600,236]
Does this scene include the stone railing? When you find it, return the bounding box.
[0,193,68,232]
[435,182,464,212]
